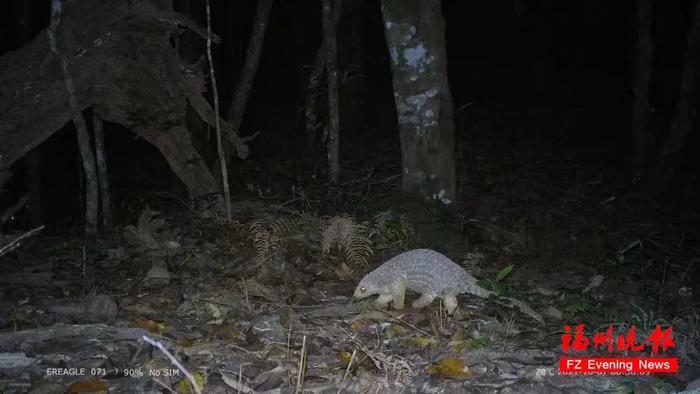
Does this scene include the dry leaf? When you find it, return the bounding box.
[334,263,354,281]
[450,338,489,353]
[175,371,204,394]
[131,318,166,334]
[65,379,108,393]
[450,327,465,343]
[350,320,368,331]
[337,351,354,364]
[384,324,407,339]
[427,357,473,378]
[205,302,221,318]
[404,336,437,348]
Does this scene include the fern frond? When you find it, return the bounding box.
[321,216,373,266]
[370,210,414,248]
[249,215,315,265]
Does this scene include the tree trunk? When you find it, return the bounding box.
[16,0,44,227]
[225,0,273,130]
[323,0,341,185]
[633,0,653,166]
[48,0,98,234]
[380,0,456,205]
[303,0,342,155]
[92,112,113,228]
[654,0,700,189]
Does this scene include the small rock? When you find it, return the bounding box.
[542,305,563,321]
[86,294,118,322]
[144,264,170,288]
[164,240,181,249]
[535,286,558,297]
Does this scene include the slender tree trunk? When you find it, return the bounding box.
[206,0,231,220]
[303,1,342,153]
[654,0,700,188]
[304,50,326,150]
[225,0,273,130]
[633,0,653,166]
[92,112,113,228]
[323,0,341,185]
[380,0,456,205]
[47,0,98,234]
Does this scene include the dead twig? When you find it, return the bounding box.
[141,335,201,394]
[0,225,45,258]
[286,322,293,385]
[377,309,435,339]
[340,327,382,370]
[151,377,178,394]
[337,348,356,394]
[294,335,307,393]
[369,173,401,185]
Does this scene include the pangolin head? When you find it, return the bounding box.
[352,276,380,299]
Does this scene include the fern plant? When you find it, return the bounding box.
[370,210,414,249]
[321,216,373,266]
[561,293,593,319]
[123,207,164,249]
[249,216,311,265]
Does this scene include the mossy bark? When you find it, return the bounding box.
[380,0,456,206]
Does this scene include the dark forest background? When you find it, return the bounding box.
[0,0,698,228]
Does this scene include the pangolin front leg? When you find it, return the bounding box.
[443,292,459,315]
[374,294,393,308]
[391,281,406,309]
[412,293,435,309]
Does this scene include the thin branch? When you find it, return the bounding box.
[0,225,45,258]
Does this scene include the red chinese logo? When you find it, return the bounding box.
[561,324,675,354]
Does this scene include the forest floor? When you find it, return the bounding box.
[1,129,699,393]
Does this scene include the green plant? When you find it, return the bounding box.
[370,210,414,248]
[561,293,593,318]
[479,264,515,297]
